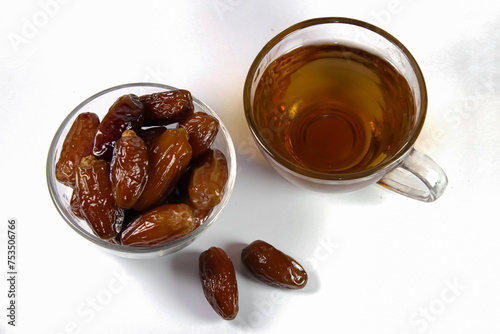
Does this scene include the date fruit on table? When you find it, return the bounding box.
[199,247,239,320]
[241,240,308,289]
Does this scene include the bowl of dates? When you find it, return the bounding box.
[47,83,237,259]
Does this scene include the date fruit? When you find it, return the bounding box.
[55,112,100,187]
[111,130,149,209]
[199,247,239,320]
[75,155,124,240]
[140,90,194,126]
[179,112,219,159]
[241,240,308,289]
[133,128,192,212]
[93,94,144,160]
[188,149,228,210]
[120,204,195,246]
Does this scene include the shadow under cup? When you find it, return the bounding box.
[243,17,448,202]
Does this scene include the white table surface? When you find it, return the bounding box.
[1,0,499,333]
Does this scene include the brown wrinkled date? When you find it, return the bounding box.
[241,240,308,289]
[133,128,192,212]
[188,149,229,210]
[55,89,229,248]
[75,155,124,240]
[93,94,144,160]
[120,204,195,246]
[56,112,100,187]
[180,112,219,159]
[140,90,194,126]
[111,130,149,209]
[199,247,239,320]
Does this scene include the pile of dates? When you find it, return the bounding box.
[55,90,228,246]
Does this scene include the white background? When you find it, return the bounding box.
[1,0,500,333]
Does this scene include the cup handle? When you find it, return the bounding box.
[377,148,448,202]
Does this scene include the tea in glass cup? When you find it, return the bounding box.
[244,18,448,201]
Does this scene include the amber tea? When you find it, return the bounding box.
[252,44,415,173]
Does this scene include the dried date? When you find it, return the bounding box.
[241,240,308,289]
[199,247,239,320]
[55,112,100,187]
[111,130,149,209]
[93,94,144,160]
[188,149,228,210]
[179,112,219,159]
[133,128,192,212]
[75,155,124,240]
[139,90,194,126]
[120,204,195,246]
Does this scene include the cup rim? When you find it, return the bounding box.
[46,82,237,256]
[243,17,428,181]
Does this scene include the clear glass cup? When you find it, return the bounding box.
[243,17,448,202]
[47,83,237,259]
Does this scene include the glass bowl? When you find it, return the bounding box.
[46,83,237,259]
